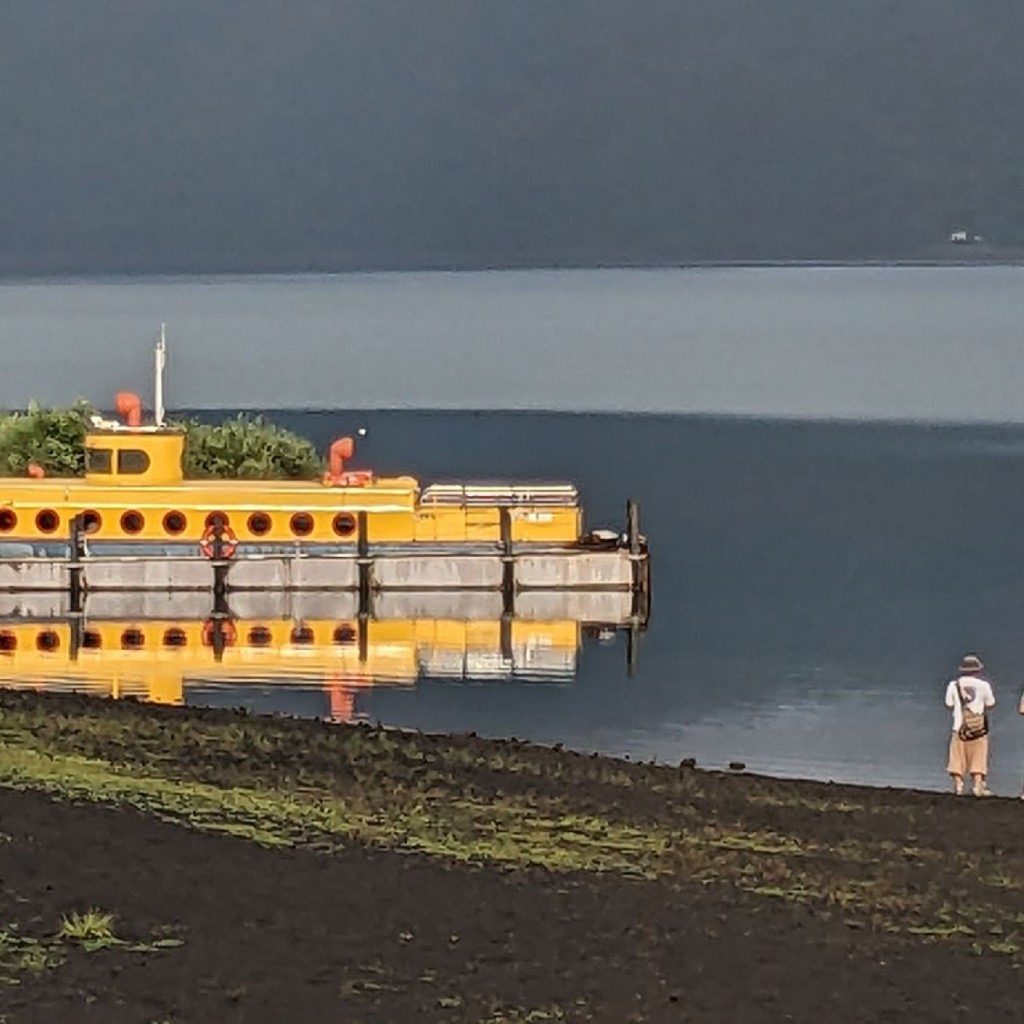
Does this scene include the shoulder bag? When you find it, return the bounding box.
[957,681,989,742]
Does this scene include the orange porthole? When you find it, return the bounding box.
[121,628,145,650]
[332,513,356,537]
[0,631,16,653]
[290,513,314,537]
[121,510,144,534]
[36,509,59,533]
[0,510,16,532]
[247,512,272,536]
[205,511,230,530]
[82,631,102,649]
[36,630,60,651]
[80,510,102,534]
[247,626,272,647]
[163,511,187,535]
[333,624,357,646]
[163,628,188,648]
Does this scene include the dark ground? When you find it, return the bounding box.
[1,785,1021,1024]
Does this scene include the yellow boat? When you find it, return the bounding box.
[0,402,583,550]
[0,335,649,612]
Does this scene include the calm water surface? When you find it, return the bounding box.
[2,269,1024,794]
[2,265,1024,420]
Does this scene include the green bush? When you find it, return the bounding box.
[0,405,324,480]
[0,401,94,476]
[177,414,323,480]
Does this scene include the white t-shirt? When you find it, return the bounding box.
[945,675,996,733]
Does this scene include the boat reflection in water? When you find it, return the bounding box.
[0,591,645,724]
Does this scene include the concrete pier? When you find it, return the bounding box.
[0,587,639,626]
[0,547,644,595]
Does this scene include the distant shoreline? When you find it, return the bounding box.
[1,256,1023,283]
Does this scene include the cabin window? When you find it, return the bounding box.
[204,511,230,530]
[82,630,102,649]
[247,512,272,536]
[86,448,113,473]
[0,510,16,532]
[80,510,102,534]
[163,511,187,535]
[290,513,314,537]
[36,509,59,533]
[332,512,356,537]
[117,449,150,475]
[121,511,144,534]
[0,631,15,653]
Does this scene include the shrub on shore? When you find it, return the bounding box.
[0,403,323,479]
[176,414,323,480]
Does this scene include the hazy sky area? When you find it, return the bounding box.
[1,267,1022,421]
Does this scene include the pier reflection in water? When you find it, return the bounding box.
[0,590,644,724]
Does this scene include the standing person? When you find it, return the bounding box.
[945,654,996,797]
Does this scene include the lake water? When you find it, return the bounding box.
[2,265,1024,421]
[3,268,1024,795]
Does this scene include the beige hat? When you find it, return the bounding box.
[958,653,984,674]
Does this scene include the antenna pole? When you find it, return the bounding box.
[155,323,167,427]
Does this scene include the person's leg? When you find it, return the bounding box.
[947,734,965,793]
[970,737,992,796]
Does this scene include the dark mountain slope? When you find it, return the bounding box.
[0,0,1021,272]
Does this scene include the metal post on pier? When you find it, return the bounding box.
[626,499,640,558]
[68,513,85,616]
[625,499,650,678]
[209,514,229,614]
[499,506,515,616]
[356,511,373,656]
[499,506,515,662]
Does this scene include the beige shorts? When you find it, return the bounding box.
[947,732,990,777]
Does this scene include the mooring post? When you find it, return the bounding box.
[626,499,640,557]
[210,514,229,611]
[356,510,374,618]
[625,499,649,678]
[68,512,84,614]
[499,506,515,616]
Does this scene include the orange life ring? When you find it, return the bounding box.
[201,618,237,647]
[199,523,238,559]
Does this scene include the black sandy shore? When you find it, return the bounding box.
[0,690,1021,1023]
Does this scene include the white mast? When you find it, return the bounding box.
[154,323,167,428]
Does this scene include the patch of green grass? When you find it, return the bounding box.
[0,925,65,984]
[477,1006,569,1022]
[0,911,184,986]
[58,908,118,950]
[988,941,1021,955]
[906,924,976,938]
